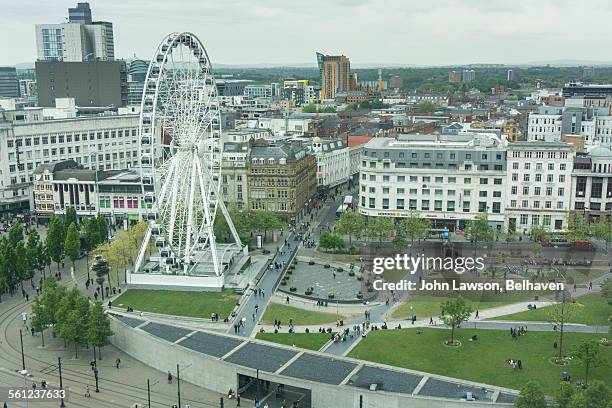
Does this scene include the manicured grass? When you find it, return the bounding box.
[112,289,239,319]
[261,304,344,326]
[256,332,331,351]
[490,292,612,326]
[390,298,513,320]
[390,288,538,320]
[348,328,612,395]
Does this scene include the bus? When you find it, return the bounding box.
[336,204,349,218]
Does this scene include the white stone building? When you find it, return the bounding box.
[359,133,508,231]
[571,146,612,219]
[310,137,350,188]
[505,141,575,233]
[0,108,144,213]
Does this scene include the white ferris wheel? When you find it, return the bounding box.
[134,32,242,278]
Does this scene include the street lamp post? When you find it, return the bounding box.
[58,357,65,408]
[94,367,99,392]
[19,328,26,371]
[176,364,181,408]
[147,378,151,408]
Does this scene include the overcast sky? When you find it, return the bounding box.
[2,0,612,66]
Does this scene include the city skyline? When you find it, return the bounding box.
[2,0,612,67]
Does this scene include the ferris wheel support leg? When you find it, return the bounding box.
[134,227,153,279]
[183,155,198,272]
[167,162,181,258]
[195,159,221,277]
[216,194,243,247]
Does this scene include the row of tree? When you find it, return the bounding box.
[516,379,610,408]
[215,208,285,245]
[0,209,110,302]
[320,212,432,250]
[31,276,113,358]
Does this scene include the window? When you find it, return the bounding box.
[396,199,404,210]
[447,201,455,211]
[535,174,542,182]
[382,198,389,209]
[492,202,501,213]
[397,188,405,194]
[410,176,417,182]
[520,214,528,225]
[421,200,430,210]
[523,174,530,182]
[462,201,470,212]
[546,187,553,196]
[397,176,405,182]
[479,191,488,197]
[511,186,517,195]
[448,177,456,183]
[548,163,554,171]
[383,175,390,182]
[435,176,443,183]
[409,199,417,210]
[512,163,519,170]
[522,186,529,195]
[533,201,540,208]
[422,189,430,195]
[434,200,442,211]
[494,178,502,185]
[478,202,487,212]
[464,177,471,184]
[480,178,488,185]
[524,163,530,170]
[493,191,501,198]
[558,187,564,196]
[369,198,375,208]
[543,215,551,226]
[534,187,541,195]
[512,173,518,181]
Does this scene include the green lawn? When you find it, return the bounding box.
[256,332,331,351]
[348,328,612,395]
[391,298,513,320]
[261,304,345,326]
[112,289,239,319]
[490,292,612,326]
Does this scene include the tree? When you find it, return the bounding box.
[64,223,81,273]
[26,230,41,277]
[591,217,612,249]
[465,214,494,244]
[8,222,24,245]
[37,242,51,284]
[40,276,66,328]
[547,293,576,361]
[0,238,19,295]
[91,255,110,300]
[96,214,109,244]
[64,207,78,230]
[88,302,113,360]
[439,296,473,345]
[566,212,589,242]
[601,279,612,305]
[335,212,365,246]
[417,100,435,113]
[515,381,546,408]
[366,217,394,246]
[396,213,432,245]
[554,381,576,408]
[46,215,65,272]
[30,296,49,346]
[14,241,31,291]
[319,233,344,251]
[584,381,611,408]
[572,340,607,386]
[55,286,89,357]
[83,217,100,249]
[529,225,551,244]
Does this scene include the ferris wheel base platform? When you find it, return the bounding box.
[126,244,249,291]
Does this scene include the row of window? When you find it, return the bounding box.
[364,151,504,161]
[511,173,566,183]
[508,200,565,210]
[360,174,502,185]
[512,162,567,171]
[510,186,565,196]
[6,129,137,148]
[361,196,502,213]
[510,151,569,159]
[361,186,503,198]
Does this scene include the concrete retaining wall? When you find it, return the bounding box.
[110,318,509,408]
